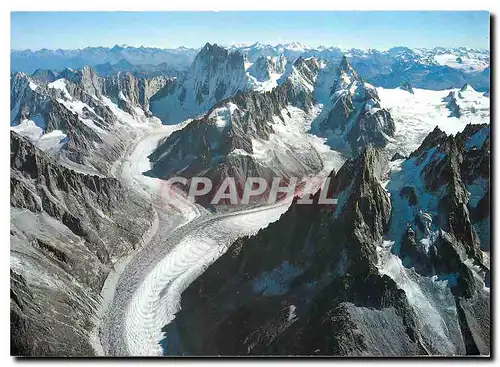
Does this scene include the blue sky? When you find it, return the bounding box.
[11,11,490,50]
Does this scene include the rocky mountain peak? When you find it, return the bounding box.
[409,126,447,159]
[400,80,414,94]
[196,42,230,62]
[314,60,394,156]
[30,69,57,84]
[70,65,103,96]
[460,82,472,92]
[247,55,287,82]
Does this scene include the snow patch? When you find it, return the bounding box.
[11,119,44,141]
[48,78,72,100]
[208,102,239,129]
[378,87,490,157]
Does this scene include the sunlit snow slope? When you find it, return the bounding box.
[377,86,489,156]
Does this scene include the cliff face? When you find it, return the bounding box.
[10,132,153,356]
[162,124,490,356]
[149,43,252,124]
[162,147,420,356]
[147,84,323,206]
[314,56,395,156]
[10,68,166,175]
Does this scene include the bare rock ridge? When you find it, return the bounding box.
[149,43,250,124]
[146,80,324,203]
[314,56,396,156]
[10,132,153,356]
[162,146,422,355]
[163,124,490,356]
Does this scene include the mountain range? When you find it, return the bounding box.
[10,41,490,357]
[12,43,490,91]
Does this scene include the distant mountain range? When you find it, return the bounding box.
[11,43,489,91]
[11,44,199,73]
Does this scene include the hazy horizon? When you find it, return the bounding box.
[11,11,490,51]
[10,41,491,52]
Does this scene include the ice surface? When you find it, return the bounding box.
[433,53,489,72]
[378,87,490,157]
[36,130,67,152]
[377,247,465,355]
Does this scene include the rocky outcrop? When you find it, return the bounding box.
[400,80,414,94]
[247,55,287,82]
[162,147,427,356]
[10,132,153,356]
[444,90,462,117]
[147,85,323,206]
[315,56,395,156]
[150,43,251,124]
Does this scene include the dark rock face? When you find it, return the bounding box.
[400,80,414,94]
[314,57,395,156]
[147,85,323,205]
[150,43,250,124]
[391,152,407,161]
[10,132,153,356]
[10,68,169,174]
[444,91,462,117]
[163,123,490,356]
[388,124,490,354]
[162,147,425,356]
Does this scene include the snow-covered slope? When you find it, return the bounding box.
[377,84,490,157]
[147,83,344,204]
[312,56,396,155]
[10,69,164,175]
[149,43,252,124]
